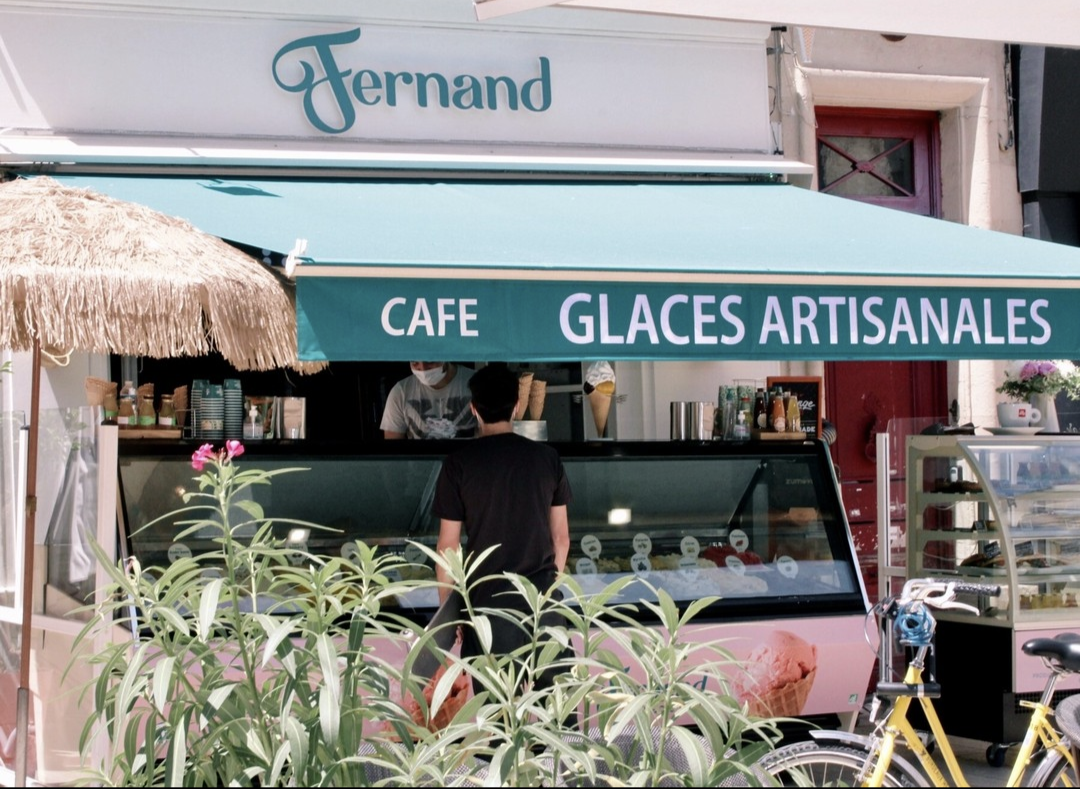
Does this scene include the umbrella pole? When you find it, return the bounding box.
[15,339,41,787]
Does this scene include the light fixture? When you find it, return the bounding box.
[287,528,310,544]
[607,508,632,526]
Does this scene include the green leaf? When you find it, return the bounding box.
[262,617,297,668]
[668,726,709,785]
[317,633,340,701]
[233,497,265,521]
[284,716,309,778]
[164,713,187,787]
[150,655,175,714]
[319,683,341,746]
[197,577,224,641]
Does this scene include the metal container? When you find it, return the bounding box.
[689,401,713,440]
[672,401,713,440]
[670,401,691,440]
[512,420,548,440]
[272,396,306,439]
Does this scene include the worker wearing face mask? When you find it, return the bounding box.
[380,362,478,439]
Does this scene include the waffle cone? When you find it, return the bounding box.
[173,385,189,428]
[589,389,612,437]
[84,377,115,407]
[517,373,534,420]
[528,379,547,420]
[745,669,816,717]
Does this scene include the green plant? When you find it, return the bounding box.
[70,442,785,786]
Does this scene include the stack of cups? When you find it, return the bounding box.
[190,379,207,439]
[200,383,225,441]
[223,379,244,439]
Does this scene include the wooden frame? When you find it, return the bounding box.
[766,376,823,439]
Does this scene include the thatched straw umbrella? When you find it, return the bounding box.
[0,174,324,784]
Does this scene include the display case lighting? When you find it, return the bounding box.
[287,528,310,544]
[608,507,632,526]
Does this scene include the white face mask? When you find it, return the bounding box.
[412,366,447,387]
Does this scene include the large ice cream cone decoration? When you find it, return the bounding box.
[584,361,617,438]
[528,379,547,420]
[589,382,614,437]
[517,372,534,420]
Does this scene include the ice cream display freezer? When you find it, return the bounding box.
[115,437,876,727]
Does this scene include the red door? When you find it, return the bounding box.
[816,108,949,601]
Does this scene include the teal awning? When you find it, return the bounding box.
[46,174,1080,362]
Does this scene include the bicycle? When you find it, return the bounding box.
[756,577,1080,787]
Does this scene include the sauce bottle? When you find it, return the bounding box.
[786,391,801,433]
[137,394,156,428]
[158,394,176,427]
[770,391,786,432]
[117,380,137,429]
[754,388,767,430]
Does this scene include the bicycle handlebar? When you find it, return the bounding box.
[895,578,1001,614]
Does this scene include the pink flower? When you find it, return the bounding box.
[191,443,217,471]
[225,440,245,461]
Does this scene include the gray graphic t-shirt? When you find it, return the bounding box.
[380,366,477,439]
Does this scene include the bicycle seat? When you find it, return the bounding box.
[1022,635,1080,672]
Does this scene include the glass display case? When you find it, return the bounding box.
[905,434,1080,747]
[112,436,878,727]
[117,438,866,622]
[906,434,1080,625]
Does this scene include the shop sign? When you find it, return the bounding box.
[296,276,1080,362]
[272,28,552,135]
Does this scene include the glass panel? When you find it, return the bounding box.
[0,410,26,610]
[819,136,914,197]
[41,407,102,611]
[562,454,858,606]
[119,442,864,619]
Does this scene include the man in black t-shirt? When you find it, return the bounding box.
[432,363,573,694]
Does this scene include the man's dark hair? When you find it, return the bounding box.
[468,364,519,424]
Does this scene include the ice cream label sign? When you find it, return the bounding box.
[296,276,1080,362]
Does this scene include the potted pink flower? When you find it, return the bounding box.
[997,360,1080,432]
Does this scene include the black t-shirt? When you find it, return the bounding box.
[432,432,572,607]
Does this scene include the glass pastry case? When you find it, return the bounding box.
[905,434,1080,747]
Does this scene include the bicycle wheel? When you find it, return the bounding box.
[1025,746,1078,788]
[757,741,918,787]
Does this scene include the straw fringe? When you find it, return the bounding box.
[0,176,325,373]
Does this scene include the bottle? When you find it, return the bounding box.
[753,388,767,431]
[103,390,118,425]
[738,393,752,433]
[158,394,176,427]
[733,409,750,440]
[786,390,801,434]
[117,380,137,429]
[722,386,736,440]
[137,394,156,428]
[770,391,786,433]
[244,404,263,441]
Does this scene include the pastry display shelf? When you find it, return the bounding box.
[904,434,1080,747]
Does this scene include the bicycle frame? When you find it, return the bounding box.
[867,643,1076,787]
[869,655,964,787]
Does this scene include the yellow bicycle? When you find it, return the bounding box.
[757,577,1080,787]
